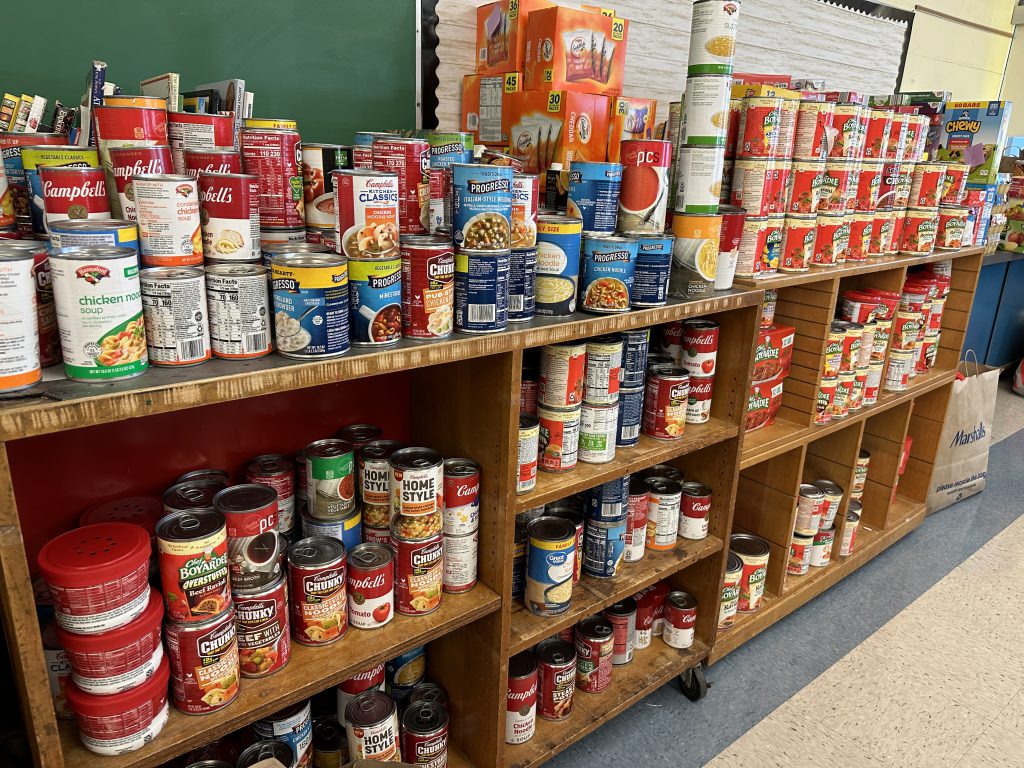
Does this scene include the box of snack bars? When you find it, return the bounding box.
[937,101,1014,185]
[475,0,555,76]
[523,6,628,96]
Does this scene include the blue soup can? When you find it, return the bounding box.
[271,253,351,359]
[580,234,638,314]
[425,131,474,168]
[535,214,583,317]
[583,515,627,579]
[509,246,537,323]
[525,516,577,616]
[301,507,362,553]
[451,163,513,250]
[348,256,402,346]
[617,386,645,447]
[624,232,673,307]
[566,161,622,234]
[621,329,651,388]
[584,475,630,521]
[455,247,510,333]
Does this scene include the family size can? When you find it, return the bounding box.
[671,213,721,297]
[214,484,282,592]
[21,145,101,235]
[346,542,394,630]
[372,138,429,236]
[399,234,455,339]
[618,140,672,231]
[624,232,672,307]
[580,234,637,314]
[183,148,242,178]
[254,701,313,768]
[511,173,540,248]
[0,245,40,392]
[164,609,240,715]
[603,598,637,665]
[198,172,261,262]
[679,481,712,540]
[389,446,444,539]
[535,214,583,316]
[333,169,400,259]
[525,516,576,617]
[509,246,537,322]
[566,161,621,233]
[443,458,480,536]
[401,701,448,768]
[644,477,682,550]
[540,340,586,407]
[537,404,581,473]
[505,651,538,744]
[810,525,835,567]
[38,166,111,232]
[133,174,202,267]
[49,245,148,382]
[47,218,139,254]
[718,551,742,629]
[233,575,290,678]
[305,438,356,519]
[788,532,813,576]
[732,533,770,613]
[840,504,861,556]
[205,263,272,360]
[582,516,626,579]
[547,506,583,586]
[687,0,740,75]
[271,253,351,358]
[241,128,305,228]
[574,616,613,694]
[288,536,348,646]
[345,691,400,761]
[536,638,575,721]
[348,256,402,346]
[139,267,211,366]
[662,591,697,649]
[451,163,513,249]
[643,366,689,440]
[518,415,540,494]
[394,533,443,615]
[454,247,509,333]
[167,111,236,174]
[107,145,173,222]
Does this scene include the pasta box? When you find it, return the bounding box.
[502,89,610,173]
[475,0,555,76]
[937,101,1013,184]
[752,324,796,383]
[523,6,629,96]
[462,72,523,145]
[746,375,785,432]
[607,96,657,162]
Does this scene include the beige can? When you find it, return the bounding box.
[675,145,725,214]
[134,174,203,267]
[681,75,731,145]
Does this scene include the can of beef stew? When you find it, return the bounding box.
[156,511,231,622]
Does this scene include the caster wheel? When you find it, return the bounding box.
[678,663,709,701]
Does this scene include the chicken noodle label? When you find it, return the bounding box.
[580,235,637,314]
[333,169,401,259]
[49,253,149,381]
[291,565,348,646]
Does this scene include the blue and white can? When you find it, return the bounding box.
[301,507,363,553]
[566,161,622,234]
[455,247,509,333]
[451,163,513,250]
[624,232,673,307]
[583,516,627,579]
[584,475,630,522]
[535,214,583,317]
[271,253,351,359]
[348,256,402,346]
[580,234,638,314]
[48,218,140,254]
[621,329,651,387]
[617,386,645,447]
[509,246,537,322]
[425,131,474,168]
[525,516,577,617]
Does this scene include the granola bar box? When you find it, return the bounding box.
[523,6,629,96]
[937,101,1013,185]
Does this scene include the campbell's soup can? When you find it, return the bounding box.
[443,458,480,536]
[347,542,394,629]
[603,598,637,665]
[680,318,719,377]
[372,137,429,236]
[732,533,770,613]
[535,637,575,721]
[715,204,745,289]
[21,145,101,236]
[134,174,203,267]
[288,536,348,646]
[663,591,698,649]
[164,609,240,715]
[394,533,443,616]
[345,690,400,761]
[506,651,538,744]
[643,366,689,440]
[574,615,613,693]
[337,663,385,720]
[400,234,455,339]
[400,701,448,766]
[624,476,649,561]
[332,169,400,259]
[679,481,712,539]
[670,212,721,298]
[183,147,242,179]
[38,166,111,233]
[92,105,169,216]
[234,575,291,678]
[241,127,305,228]
[167,111,236,173]
[198,172,261,262]
[618,140,671,232]
[511,172,540,247]
[0,131,69,234]
[107,145,173,222]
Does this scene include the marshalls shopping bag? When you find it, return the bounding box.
[926,353,999,513]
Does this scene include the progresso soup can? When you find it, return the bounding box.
[566,161,622,234]
[623,232,672,307]
[271,253,350,359]
[425,131,474,168]
[535,214,583,317]
[509,246,537,322]
[580,234,638,314]
[525,516,576,617]
[349,256,402,346]
[451,163,513,250]
[454,247,510,333]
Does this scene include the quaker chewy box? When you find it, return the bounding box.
[937,101,1013,184]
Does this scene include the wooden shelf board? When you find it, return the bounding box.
[0,291,762,442]
[509,535,723,656]
[516,419,739,512]
[740,368,955,469]
[734,246,984,290]
[58,587,500,768]
[505,638,709,768]
[709,496,926,664]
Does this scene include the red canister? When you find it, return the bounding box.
[737,97,784,158]
[372,137,429,236]
[288,536,348,646]
[940,163,969,206]
[863,109,892,160]
[662,591,698,649]
[574,616,613,693]
[156,510,231,622]
[820,161,854,214]
[679,481,712,539]
[813,214,849,265]
[214,484,281,592]
[642,366,690,440]
[686,374,715,424]
[400,234,455,339]
[164,608,240,715]
[840,290,882,324]
[908,162,944,209]
[536,637,576,720]
[241,127,305,228]
[167,111,236,174]
[394,533,443,616]
[92,105,169,214]
[184,148,242,178]
[38,166,110,230]
[847,212,873,261]
[900,208,937,255]
[785,161,825,214]
[108,145,173,222]
[883,112,909,161]
[680,318,719,377]
[505,651,538,744]
[793,100,834,160]
[346,542,395,629]
[337,663,386,718]
[780,214,816,271]
[246,454,296,534]
[198,172,262,262]
[618,140,672,232]
[633,582,668,647]
[233,574,291,678]
[854,161,882,212]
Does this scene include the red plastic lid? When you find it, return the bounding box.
[863,288,900,300]
[56,588,163,653]
[65,654,169,717]
[79,496,163,537]
[842,290,882,303]
[38,523,151,589]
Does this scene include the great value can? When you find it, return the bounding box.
[452,163,513,250]
[184,148,242,178]
[518,415,540,494]
[535,214,583,316]
[21,145,101,235]
[306,439,356,519]
[525,516,575,616]
[580,234,637,314]
[509,245,537,322]
[394,533,443,615]
[233,575,291,678]
[644,476,682,550]
[643,366,689,439]
[288,536,348,646]
[333,169,400,259]
[38,165,110,234]
[663,591,697,649]
[574,615,613,693]
[48,218,139,254]
[347,542,394,629]
[454,247,509,333]
[537,404,581,473]
[0,245,41,392]
[108,145,173,222]
[49,245,148,382]
[156,510,231,622]
[399,234,454,339]
[167,111,236,174]
[205,263,273,360]
[241,127,305,229]
[536,638,575,721]
[566,161,622,234]
[349,256,402,346]
[164,609,240,715]
[271,253,350,359]
[511,172,539,248]
[372,137,429,236]
[133,174,203,267]
[506,652,538,744]
[618,140,672,231]
[198,172,261,262]
[732,532,770,613]
[583,516,626,579]
[139,266,211,367]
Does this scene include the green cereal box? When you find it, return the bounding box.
[937,100,1013,185]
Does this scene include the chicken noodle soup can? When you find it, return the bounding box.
[618,140,672,232]
[454,247,509,333]
[305,438,356,519]
[670,213,721,299]
[394,533,443,616]
[687,0,741,75]
[566,161,621,234]
[205,263,273,360]
[451,163,513,250]
[0,245,40,392]
[511,172,540,248]
[399,234,455,339]
[535,214,583,316]
[732,533,770,612]
[164,609,240,715]
[271,253,351,359]
[509,245,537,322]
[107,145,173,223]
[139,267,211,367]
[233,575,290,679]
[443,530,478,595]
[38,166,111,232]
[49,245,148,382]
[525,516,575,617]
[287,536,348,646]
[581,234,637,314]
[198,172,261,262]
[346,542,394,630]
[131,174,202,267]
[506,652,538,744]
[333,169,400,259]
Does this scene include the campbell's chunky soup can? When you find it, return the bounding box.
[394,533,443,615]
[574,615,613,693]
[288,536,348,646]
[156,510,231,621]
[164,608,240,715]
[233,574,290,679]
[506,651,538,744]
[643,366,689,439]
[536,637,575,721]
[272,252,351,359]
[400,234,455,338]
[241,127,305,228]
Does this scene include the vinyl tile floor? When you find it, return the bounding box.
[548,377,1024,768]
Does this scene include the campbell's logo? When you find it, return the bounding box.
[349,572,388,591]
[507,681,537,704]
[75,265,110,284]
[450,481,479,500]
[303,570,344,596]
[411,541,442,568]
[688,499,712,514]
[591,248,631,263]
[201,185,234,205]
[112,158,163,179]
[689,377,714,396]
[42,179,105,200]
[427,255,455,281]
[236,598,277,624]
[467,178,510,194]
[723,2,739,13]
[685,332,716,347]
[197,622,235,658]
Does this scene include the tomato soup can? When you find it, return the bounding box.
[506,651,538,744]
[38,165,110,235]
[287,536,348,646]
[936,205,968,250]
[390,446,444,540]
[680,317,720,377]
[345,690,400,761]
[535,638,575,721]
[302,143,349,235]
[615,385,644,448]
[305,438,356,519]
[205,263,272,360]
[509,245,537,322]
[670,212,721,298]
[574,615,613,693]
[899,208,937,254]
[107,145,172,223]
[732,533,770,612]
[940,162,969,205]
[132,174,202,267]
[566,160,621,234]
[184,147,241,179]
[717,551,743,629]
[518,414,540,494]
[399,234,455,338]
[164,608,239,715]
[535,213,583,316]
[788,532,813,576]
[233,574,290,679]
[679,481,712,540]
[454,246,509,333]
[0,131,69,233]
[681,74,731,146]
[645,476,682,550]
[0,245,41,391]
[841,504,861,556]
[580,234,637,313]
[167,111,235,173]
[537,404,581,473]
[214,484,282,592]
[810,525,835,567]
[540,340,586,407]
[271,253,351,359]
[346,542,394,630]
[241,127,305,229]
[793,100,834,160]
[582,515,626,579]
[785,160,825,214]
[197,172,261,262]
[21,145,101,235]
[139,266,211,367]
[525,516,575,616]
[372,138,429,236]
[643,366,689,440]
[618,142,671,231]
[348,255,403,346]
[511,172,540,248]
[675,144,724,214]
[813,213,849,265]
[254,701,313,767]
[451,163,513,250]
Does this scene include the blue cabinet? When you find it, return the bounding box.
[963,254,1024,366]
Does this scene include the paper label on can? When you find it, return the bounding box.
[200,175,261,261]
[206,270,272,359]
[0,257,40,390]
[140,273,212,365]
[272,263,351,357]
[335,172,400,258]
[349,258,402,345]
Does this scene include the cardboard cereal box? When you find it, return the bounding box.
[607,96,656,162]
[475,0,555,76]
[462,72,523,146]
[937,101,1014,185]
[502,89,610,173]
[523,6,628,96]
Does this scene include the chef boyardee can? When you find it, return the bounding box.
[624,232,673,307]
[271,253,350,359]
[535,214,583,317]
[583,515,627,579]
[566,161,622,234]
[525,516,576,617]
[454,247,509,333]
[349,255,402,346]
[580,234,638,314]
[509,246,537,322]
[451,163,513,250]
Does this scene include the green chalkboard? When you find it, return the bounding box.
[2,0,419,143]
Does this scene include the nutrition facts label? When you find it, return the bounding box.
[206,272,271,358]
[140,275,211,365]
[479,77,504,143]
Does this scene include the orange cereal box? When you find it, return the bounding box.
[503,90,610,173]
[476,0,556,76]
[523,6,628,96]
[607,96,657,162]
[462,72,523,146]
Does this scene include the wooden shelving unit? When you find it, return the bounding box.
[1,247,983,768]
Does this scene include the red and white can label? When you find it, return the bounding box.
[574,632,613,693]
[164,611,240,714]
[241,129,305,228]
[184,149,242,179]
[400,238,455,339]
[108,146,173,221]
[39,167,111,231]
[333,170,400,259]
[506,669,537,744]
[680,320,719,377]
[443,470,480,536]
[234,581,291,678]
[537,656,575,720]
[685,374,714,424]
[539,343,586,408]
[347,561,394,629]
[289,561,348,646]
[663,600,697,649]
[373,139,429,235]
[199,173,261,262]
[168,112,236,173]
[679,489,711,540]
[443,531,478,594]
[395,534,443,615]
[337,664,386,718]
